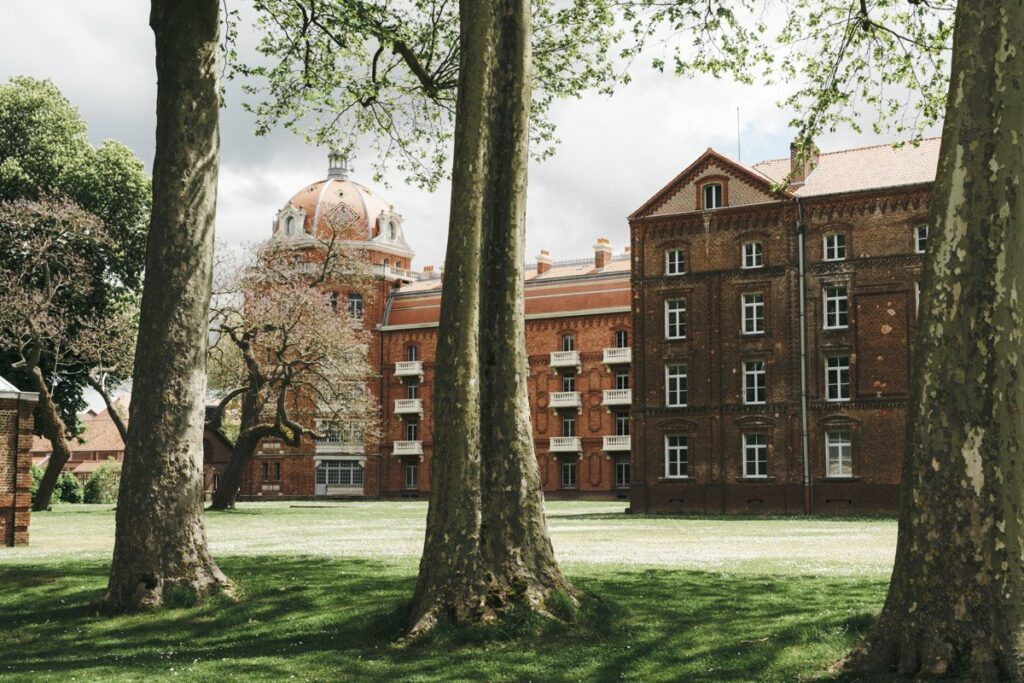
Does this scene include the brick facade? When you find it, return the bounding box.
[0,377,38,546]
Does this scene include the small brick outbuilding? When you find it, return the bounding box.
[0,376,38,546]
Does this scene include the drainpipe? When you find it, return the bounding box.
[9,396,20,546]
[795,197,812,514]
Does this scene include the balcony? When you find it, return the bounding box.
[394,398,423,416]
[395,360,423,380]
[549,436,582,453]
[603,347,632,365]
[393,440,423,456]
[314,420,364,454]
[549,350,581,370]
[602,389,632,406]
[603,435,631,452]
[549,391,582,411]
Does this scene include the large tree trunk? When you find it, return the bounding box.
[843,2,1024,678]
[477,0,574,611]
[103,0,229,611]
[28,366,74,511]
[406,0,492,636]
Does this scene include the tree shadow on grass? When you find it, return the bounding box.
[0,559,893,682]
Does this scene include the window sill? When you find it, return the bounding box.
[665,337,687,342]
[741,331,766,337]
[658,476,694,482]
[819,476,861,482]
[737,476,775,482]
[823,327,850,333]
[825,398,851,404]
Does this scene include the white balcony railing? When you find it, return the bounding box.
[395,360,423,379]
[314,419,364,453]
[602,389,632,406]
[394,398,423,415]
[393,440,423,456]
[549,350,581,369]
[549,391,582,410]
[603,435,632,451]
[550,436,582,452]
[603,347,632,364]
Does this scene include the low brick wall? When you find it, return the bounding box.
[0,385,38,547]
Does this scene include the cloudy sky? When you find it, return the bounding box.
[0,2,936,270]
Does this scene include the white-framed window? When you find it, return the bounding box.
[826,356,851,401]
[561,458,577,489]
[407,381,419,400]
[742,241,763,269]
[825,430,853,477]
[743,433,768,478]
[665,364,687,407]
[665,299,687,339]
[665,434,688,478]
[743,360,767,405]
[404,461,419,488]
[742,292,765,335]
[615,411,630,436]
[824,233,846,261]
[406,345,418,361]
[321,460,364,486]
[347,293,364,319]
[562,414,576,437]
[405,420,419,441]
[562,372,576,392]
[615,369,629,390]
[666,249,686,275]
[823,286,849,329]
[561,334,575,352]
[915,224,929,254]
[615,458,631,488]
[615,329,629,348]
[702,182,723,209]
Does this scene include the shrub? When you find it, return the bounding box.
[83,457,121,504]
[29,465,44,506]
[55,470,84,503]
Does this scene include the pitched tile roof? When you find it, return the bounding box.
[753,138,941,196]
[31,398,129,455]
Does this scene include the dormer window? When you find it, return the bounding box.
[285,216,295,236]
[702,182,723,210]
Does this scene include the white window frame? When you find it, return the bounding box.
[665,299,686,340]
[703,182,723,210]
[742,292,765,335]
[742,241,763,269]
[347,293,364,319]
[823,286,849,330]
[665,364,687,407]
[915,224,929,254]
[742,360,767,405]
[825,430,853,478]
[825,356,851,402]
[664,434,689,478]
[615,458,631,489]
[665,249,686,276]
[823,233,846,261]
[404,461,419,488]
[561,458,577,489]
[742,433,768,478]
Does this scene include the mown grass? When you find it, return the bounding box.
[0,503,899,682]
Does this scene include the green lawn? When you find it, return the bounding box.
[0,502,899,682]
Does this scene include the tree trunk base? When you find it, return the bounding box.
[102,563,232,613]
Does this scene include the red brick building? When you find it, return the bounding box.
[1,375,37,546]
[628,139,938,514]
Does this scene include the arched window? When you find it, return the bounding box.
[389,220,398,239]
[406,345,418,361]
[383,258,390,269]
[285,216,295,236]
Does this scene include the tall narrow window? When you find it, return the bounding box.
[406,345,418,361]
[826,430,853,477]
[405,462,418,488]
[823,286,849,329]
[615,459,630,488]
[329,292,339,312]
[915,224,929,254]
[262,462,270,482]
[615,330,629,348]
[665,364,687,407]
[615,411,630,436]
[824,233,846,261]
[615,369,630,390]
[562,459,577,489]
[406,420,419,441]
[407,381,419,400]
[665,249,686,275]
[826,356,851,401]
[742,241,763,269]
[562,414,576,437]
[743,433,768,478]
[743,360,767,405]
[274,462,281,481]
[561,334,575,352]
[665,435,688,478]
[665,299,687,339]
[702,182,723,209]
[347,293,364,319]
[742,292,765,334]
[562,372,576,393]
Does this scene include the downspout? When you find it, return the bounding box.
[795,197,812,514]
[9,396,20,546]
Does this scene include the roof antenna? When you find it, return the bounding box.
[736,107,742,162]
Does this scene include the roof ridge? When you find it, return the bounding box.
[753,137,942,167]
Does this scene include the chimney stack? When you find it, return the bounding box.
[593,237,613,269]
[789,139,820,187]
[536,249,553,275]
[423,265,434,273]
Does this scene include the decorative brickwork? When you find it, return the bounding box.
[0,377,38,546]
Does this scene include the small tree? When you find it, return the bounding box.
[84,458,122,504]
[56,471,84,504]
[29,465,44,507]
[207,206,378,509]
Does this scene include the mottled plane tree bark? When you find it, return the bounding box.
[842,2,1024,678]
[104,0,230,611]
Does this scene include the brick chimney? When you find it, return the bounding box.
[789,139,820,187]
[593,237,613,269]
[422,265,434,273]
[536,249,553,275]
